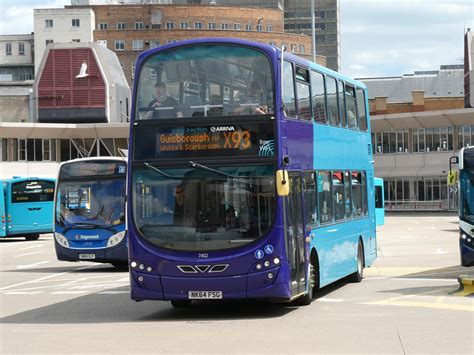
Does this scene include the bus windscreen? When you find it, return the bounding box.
[11,180,55,203]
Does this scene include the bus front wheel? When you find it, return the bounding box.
[25,234,40,241]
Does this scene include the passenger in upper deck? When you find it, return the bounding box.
[234,81,268,115]
[145,81,183,119]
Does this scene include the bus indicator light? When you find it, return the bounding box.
[273,258,280,265]
[256,264,262,270]
[264,261,270,267]
[131,261,137,268]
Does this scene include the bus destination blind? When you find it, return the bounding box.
[134,122,275,160]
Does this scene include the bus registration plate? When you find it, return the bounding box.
[188,291,222,299]
[79,254,96,260]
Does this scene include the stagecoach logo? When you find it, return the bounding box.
[75,234,100,240]
[259,139,274,156]
[210,126,235,133]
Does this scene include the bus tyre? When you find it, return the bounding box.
[25,234,40,241]
[296,263,315,306]
[170,300,192,308]
[349,241,364,283]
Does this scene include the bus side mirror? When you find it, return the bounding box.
[276,170,289,196]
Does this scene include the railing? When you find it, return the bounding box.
[385,200,457,211]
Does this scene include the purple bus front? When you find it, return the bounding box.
[128,39,299,305]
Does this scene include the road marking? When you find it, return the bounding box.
[365,299,474,312]
[51,291,89,295]
[97,291,129,295]
[365,266,440,277]
[0,264,99,292]
[19,244,44,250]
[4,291,44,295]
[15,251,44,257]
[434,248,448,255]
[315,297,344,303]
[16,261,50,269]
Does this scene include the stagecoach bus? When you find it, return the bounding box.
[1,177,55,240]
[128,38,378,306]
[54,158,128,268]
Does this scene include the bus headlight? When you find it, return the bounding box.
[54,232,69,248]
[107,231,126,247]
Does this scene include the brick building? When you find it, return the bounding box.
[33,3,322,86]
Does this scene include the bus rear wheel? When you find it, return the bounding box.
[25,234,40,241]
[349,240,364,283]
[170,300,191,308]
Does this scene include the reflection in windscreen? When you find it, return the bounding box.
[132,165,276,251]
[56,179,126,228]
[460,170,474,222]
[135,44,274,119]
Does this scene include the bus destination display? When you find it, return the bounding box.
[134,122,275,160]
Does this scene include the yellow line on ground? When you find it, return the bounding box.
[365,266,440,277]
[364,300,474,312]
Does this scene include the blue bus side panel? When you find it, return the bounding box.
[374,177,385,226]
[313,124,376,282]
[0,183,6,237]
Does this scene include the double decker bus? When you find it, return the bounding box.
[1,177,55,240]
[458,147,474,266]
[128,38,377,306]
[54,158,128,268]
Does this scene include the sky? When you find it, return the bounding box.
[0,0,473,78]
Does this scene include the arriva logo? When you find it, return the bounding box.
[210,126,235,133]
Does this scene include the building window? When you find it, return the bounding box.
[208,22,216,30]
[72,19,80,28]
[291,44,296,53]
[150,40,160,48]
[256,24,262,32]
[98,23,108,30]
[234,23,241,30]
[458,125,474,149]
[131,61,136,79]
[115,40,125,50]
[246,24,252,31]
[5,43,12,56]
[299,44,305,54]
[180,22,188,29]
[166,22,174,29]
[18,42,25,55]
[132,40,143,51]
[135,22,145,30]
[221,23,229,30]
[72,39,80,43]
[413,128,453,153]
[167,39,177,44]
[269,41,276,46]
[45,19,53,28]
[194,22,202,29]
[117,22,126,30]
[0,139,7,161]
[373,130,409,154]
[45,40,53,46]
[267,24,272,32]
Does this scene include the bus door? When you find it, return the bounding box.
[0,182,6,237]
[374,177,385,226]
[284,172,307,297]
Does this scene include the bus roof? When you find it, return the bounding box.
[135,37,367,90]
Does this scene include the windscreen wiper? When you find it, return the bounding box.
[143,163,184,179]
[188,161,250,179]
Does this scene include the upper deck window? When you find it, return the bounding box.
[135,44,274,120]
